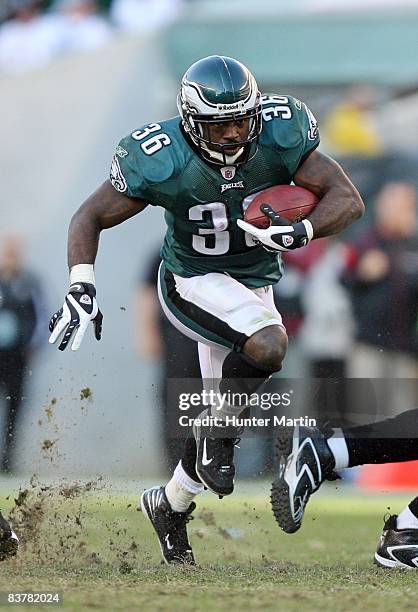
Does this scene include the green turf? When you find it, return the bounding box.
[0,480,417,611]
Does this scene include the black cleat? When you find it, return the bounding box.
[193,409,242,496]
[375,514,418,569]
[139,486,195,565]
[0,512,18,561]
[270,425,338,533]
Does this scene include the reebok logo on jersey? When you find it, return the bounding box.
[221,181,244,193]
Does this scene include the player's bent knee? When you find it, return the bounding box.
[243,325,288,372]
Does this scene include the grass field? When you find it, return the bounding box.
[0,478,417,611]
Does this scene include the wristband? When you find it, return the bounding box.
[70,264,95,286]
[301,219,314,242]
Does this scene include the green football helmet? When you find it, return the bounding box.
[177,55,262,166]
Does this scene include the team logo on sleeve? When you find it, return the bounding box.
[110,156,127,193]
[304,104,319,141]
[115,145,128,158]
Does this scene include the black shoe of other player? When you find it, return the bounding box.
[375,514,418,569]
[0,512,18,561]
[271,425,338,533]
[193,409,242,496]
[139,486,195,565]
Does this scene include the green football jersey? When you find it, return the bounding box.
[110,94,320,288]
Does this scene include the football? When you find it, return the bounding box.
[243,184,319,229]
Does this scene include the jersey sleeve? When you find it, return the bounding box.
[109,125,179,205]
[297,98,320,161]
[261,94,320,177]
[109,136,152,201]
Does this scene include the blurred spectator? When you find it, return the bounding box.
[276,241,354,425]
[277,241,329,341]
[300,240,355,426]
[136,250,200,474]
[110,0,183,32]
[347,183,418,360]
[52,0,112,52]
[299,239,354,376]
[0,1,21,24]
[0,0,63,74]
[322,84,384,157]
[0,234,47,473]
[345,182,418,382]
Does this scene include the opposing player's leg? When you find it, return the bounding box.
[0,511,18,560]
[271,408,418,534]
[271,425,339,533]
[375,497,418,569]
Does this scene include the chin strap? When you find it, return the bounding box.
[201,142,244,165]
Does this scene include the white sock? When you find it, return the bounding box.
[165,461,204,512]
[396,506,418,530]
[327,429,349,471]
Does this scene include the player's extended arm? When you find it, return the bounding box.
[49,180,148,351]
[68,179,148,266]
[294,150,365,238]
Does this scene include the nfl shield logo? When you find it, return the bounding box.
[221,166,236,180]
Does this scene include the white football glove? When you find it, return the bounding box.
[49,283,103,351]
[237,204,314,252]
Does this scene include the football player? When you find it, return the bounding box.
[271,408,418,569]
[49,55,364,564]
[0,511,18,561]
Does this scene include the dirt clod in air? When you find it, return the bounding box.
[42,439,57,451]
[198,509,217,527]
[80,388,93,401]
[59,477,103,499]
[6,477,113,567]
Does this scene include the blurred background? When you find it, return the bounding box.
[0,0,417,485]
